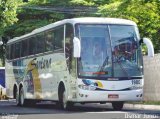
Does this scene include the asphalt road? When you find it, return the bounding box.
[0,100,160,119]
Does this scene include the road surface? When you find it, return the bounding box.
[0,100,159,119]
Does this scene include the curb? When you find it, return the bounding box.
[125,103,160,110]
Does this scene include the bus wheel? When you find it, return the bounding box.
[59,87,73,110]
[16,89,20,106]
[112,101,124,111]
[19,87,27,106]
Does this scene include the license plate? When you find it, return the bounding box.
[108,94,119,99]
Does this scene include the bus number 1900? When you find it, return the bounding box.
[132,79,140,85]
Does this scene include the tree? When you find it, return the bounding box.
[0,0,19,35]
[98,0,160,53]
[0,0,19,66]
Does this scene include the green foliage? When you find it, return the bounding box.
[1,0,160,60]
[98,1,122,17]
[5,20,49,38]
[0,0,19,35]
[70,0,95,6]
[4,9,65,38]
[0,60,2,67]
[28,0,49,5]
[92,0,112,5]
[70,0,114,6]
[28,0,71,6]
[99,0,160,53]
[28,0,97,6]
[0,0,20,66]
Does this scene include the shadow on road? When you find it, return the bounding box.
[0,100,114,115]
[0,100,160,116]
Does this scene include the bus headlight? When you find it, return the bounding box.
[78,85,96,91]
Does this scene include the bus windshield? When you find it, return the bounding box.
[76,24,143,79]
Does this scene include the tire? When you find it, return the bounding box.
[59,86,73,110]
[16,89,20,106]
[112,101,124,111]
[19,87,29,106]
[17,87,36,107]
[19,87,25,106]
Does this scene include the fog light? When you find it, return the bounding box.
[79,93,84,97]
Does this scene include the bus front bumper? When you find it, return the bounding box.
[73,89,143,102]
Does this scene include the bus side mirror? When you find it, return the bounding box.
[73,37,81,58]
[141,38,154,57]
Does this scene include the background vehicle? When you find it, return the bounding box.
[0,67,6,99]
[5,18,154,110]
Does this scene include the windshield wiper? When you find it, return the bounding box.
[99,56,109,72]
[114,56,131,79]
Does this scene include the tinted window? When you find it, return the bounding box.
[6,45,10,60]
[54,26,64,51]
[21,39,28,57]
[77,24,112,78]
[110,25,142,77]
[45,30,54,52]
[15,42,21,58]
[28,36,37,55]
[10,44,15,59]
[44,26,64,52]
[36,33,45,53]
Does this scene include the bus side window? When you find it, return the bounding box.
[54,26,64,52]
[6,45,10,60]
[21,40,28,57]
[28,36,37,55]
[36,33,45,53]
[45,30,54,52]
[15,42,21,59]
[10,44,15,60]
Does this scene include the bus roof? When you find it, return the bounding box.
[8,17,137,44]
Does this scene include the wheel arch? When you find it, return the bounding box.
[19,83,23,92]
[57,81,73,109]
[58,81,67,100]
[13,82,24,99]
[13,84,18,99]
[58,82,65,94]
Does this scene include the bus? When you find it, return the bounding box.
[5,17,154,110]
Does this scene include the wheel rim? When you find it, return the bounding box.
[62,91,67,109]
[20,89,24,105]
